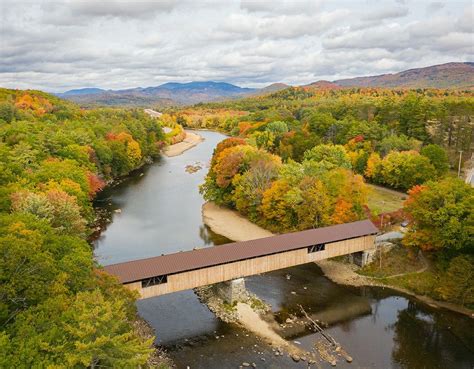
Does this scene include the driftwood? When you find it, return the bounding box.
[298,304,353,364]
[298,304,338,347]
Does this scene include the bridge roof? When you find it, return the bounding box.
[104,219,378,283]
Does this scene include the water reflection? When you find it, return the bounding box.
[391,301,474,369]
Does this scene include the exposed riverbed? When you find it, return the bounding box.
[94,130,474,369]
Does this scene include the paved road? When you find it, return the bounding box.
[376,231,404,243]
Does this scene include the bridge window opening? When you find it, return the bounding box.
[308,244,325,253]
[141,275,168,288]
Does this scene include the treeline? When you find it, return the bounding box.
[0,89,169,367]
[176,88,473,190]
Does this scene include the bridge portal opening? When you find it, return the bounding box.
[142,275,168,288]
[308,243,326,253]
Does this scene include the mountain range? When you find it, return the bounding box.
[57,62,473,107]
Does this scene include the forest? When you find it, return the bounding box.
[0,88,171,367]
[190,87,473,307]
[0,85,473,367]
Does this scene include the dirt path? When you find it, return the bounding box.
[163,131,203,157]
[202,202,274,242]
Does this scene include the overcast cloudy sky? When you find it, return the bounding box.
[0,0,472,92]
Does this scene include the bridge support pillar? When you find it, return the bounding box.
[216,278,247,304]
[352,249,376,267]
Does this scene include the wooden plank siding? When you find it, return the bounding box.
[125,235,375,299]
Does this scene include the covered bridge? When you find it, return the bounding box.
[104,219,378,299]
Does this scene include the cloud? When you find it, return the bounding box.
[426,2,445,14]
[361,5,409,21]
[240,0,323,14]
[68,0,177,19]
[0,0,472,91]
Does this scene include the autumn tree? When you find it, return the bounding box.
[295,178,331,230]
[403,178,473,252]
[303,144,352,170]
[260,179,297,231]
[2,291,152,368]
[233,158,280,221]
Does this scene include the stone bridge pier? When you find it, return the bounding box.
[350,249,377,267]
[216,278,247,304]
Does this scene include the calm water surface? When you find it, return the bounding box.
[94,130,474,369]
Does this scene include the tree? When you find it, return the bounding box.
[420,144,449,175]
[0,213,93,326]
[379,151,436,191]
[398,93,431,142]
[305,111,337,137]
[265,120,288,134]
[437,255,474,307]
[365,152,383,182]
[403,178,473,252]
[331,198,357,224]
[251,131,275,151]
[0,101,15,123]
[11,189,86,237]
[3,291,152,368]
[260,179,297,231]
[295,178,330,230]
[376,134,421,157]
[233,159,280,221]
[303,144,352,170]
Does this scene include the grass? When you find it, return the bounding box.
[358,245,425,278]
[366,184,406,215]
[358,245,441,299]
[385,271,439,297]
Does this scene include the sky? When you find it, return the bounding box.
[0,0,472,92]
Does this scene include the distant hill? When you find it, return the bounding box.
[255,83,291,94]
[333,62,474,89]
[59,81,251,107]
[305,80,341,89]
[57,81,291,107]
[59,88,105,96]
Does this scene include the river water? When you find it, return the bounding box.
[94,130,473,369]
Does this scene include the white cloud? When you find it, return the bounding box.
[0,0,472,91]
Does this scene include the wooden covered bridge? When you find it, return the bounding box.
[104,220,378,300]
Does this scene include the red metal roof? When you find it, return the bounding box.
[104,219,378,284]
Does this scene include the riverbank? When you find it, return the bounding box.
[201,202,473,318]
[202,202,274,242]
[317,259,473,318]
[163,131,203,157]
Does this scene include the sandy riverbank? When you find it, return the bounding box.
[202,202,274,242]
[163,131,203,157]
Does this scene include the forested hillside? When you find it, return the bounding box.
[0,89,170,367]
[180,86,473,307]
[334,62,474,89]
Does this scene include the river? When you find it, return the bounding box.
[94,130,474,369]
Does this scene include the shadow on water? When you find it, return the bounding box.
[94,130,474,369]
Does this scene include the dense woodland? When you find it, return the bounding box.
[191,87,473,307]
[0,89,171,367]
[0,85,473,367]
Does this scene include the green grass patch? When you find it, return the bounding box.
[358,246,425,278]
[384,271,439,298]
[367,184,405,214]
